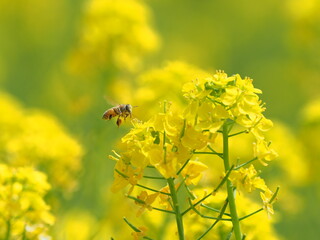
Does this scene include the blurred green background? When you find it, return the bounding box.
[1,0,320,239]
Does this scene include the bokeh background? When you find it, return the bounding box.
[1,0,320,239]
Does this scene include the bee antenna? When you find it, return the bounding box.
[133,106,138,108]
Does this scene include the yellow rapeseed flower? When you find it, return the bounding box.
[260,189,275,218]
[0,163,54,240]
[135,191,159,216]
[182,71,268,132]
[230,165,268,193]
[253,140,278,166]
[110,68,279,239]
[0,92,83,193]
[67,0,159,74]
[181,160,208,186]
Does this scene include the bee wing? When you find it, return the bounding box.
[103,95,119,106]
[102,96,119,120]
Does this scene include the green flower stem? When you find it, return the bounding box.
[193,151,223,156]
[143,175,166,180]
[22,224,27,240]
[234,157,258,170]
[239,208,263,221]
[167,177,185,240]
[163,101,184,238]
[228,130,249,138]
[5,220,11,240]
[123,217,142,233]
[200,203,231,217]
[188,198,232,221]
[182,165,234,216]
[222,123,242,240]
[197,198,229,240]
[136,183,171,196]
[176,177,187,192]
[127,195,175,214]
[176,158,190,175]
[123,217,154,240]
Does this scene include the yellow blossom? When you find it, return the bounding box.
[181,124,211,149]
[0,163,54,239]
[135,191,159,216]
[158,185,171,210]
[260,189,276,218]
[230,165,268,193]
[0,92,83,193]
[182,71,269,133]
[111,159,143,192]
[253,140,278,166]
[251,117,274,140]
[67,0,159,74]
[181,160,208,185]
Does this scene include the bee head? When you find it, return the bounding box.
[125,104,133,113]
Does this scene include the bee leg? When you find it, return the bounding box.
[116,117,122,127]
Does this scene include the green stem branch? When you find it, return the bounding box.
[167,178,185,240]
[123,217,154,240]
[234,157,258,170]
[5,220,11,240]
[136,183,170,196]
[197,198,229,240]
[182,165,234,216]
[222,123,242,240]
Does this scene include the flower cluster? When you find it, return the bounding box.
[0,163,54,240]
[182,71,278,164]
[67,0,159,74]
[110,71,279,239]
[0,93,83,193]
[111,104,213,191]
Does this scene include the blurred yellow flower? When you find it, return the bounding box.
[0,163,54,240]
[67,0,159,74]
[54,210,99,240]
[0,92,83,193]
[299,98,320,181]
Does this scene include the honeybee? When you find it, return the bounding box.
[102,104,133,127]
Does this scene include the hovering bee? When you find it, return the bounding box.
[102,104,134,127]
